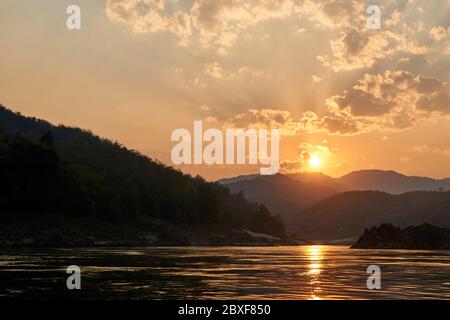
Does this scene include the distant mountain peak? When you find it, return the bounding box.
[340,169,406,178]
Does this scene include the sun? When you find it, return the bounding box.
[308,155,322,169]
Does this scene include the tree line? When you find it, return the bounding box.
[0,105,285,237]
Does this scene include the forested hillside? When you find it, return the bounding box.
[0,105,286,245]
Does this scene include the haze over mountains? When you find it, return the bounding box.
[220,170,450,195]
[219,171,450,240]
[338,170,450,194]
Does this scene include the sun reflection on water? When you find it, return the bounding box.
[305,246,324,300]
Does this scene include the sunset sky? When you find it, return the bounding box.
[1,0,449,180]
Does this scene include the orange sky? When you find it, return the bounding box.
[1,0,449,180]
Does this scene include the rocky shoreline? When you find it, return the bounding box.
[0,216,298,247]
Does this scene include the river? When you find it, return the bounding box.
[1,246,449,299]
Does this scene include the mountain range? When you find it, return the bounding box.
[219,170,450,195]
[219,171,450,240]
[2,103,449,244]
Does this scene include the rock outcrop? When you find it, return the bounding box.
[352,223,450,250]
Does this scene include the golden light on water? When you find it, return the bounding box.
[308,263,321,275]
[307,246,323,276]
[307,246,323,261]
[306,245,324,300]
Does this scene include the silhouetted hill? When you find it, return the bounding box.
[339,170,450,194]
[0,105,287,246]
[352,223,450,250]
[293,191,450,240]
[218,170,450,233]
[220,174,338,229]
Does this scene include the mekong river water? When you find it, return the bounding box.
[1,246,449,299]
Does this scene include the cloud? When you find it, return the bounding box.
[105,1,450,138]
[218,107,362,136]
[190,0,301,52]
[106,0,303,53]
[429,26,447,41]
[219,107,371,137]
[203,62,268,81]
[315,1,439,71]
[218,70,449,137]
[312,75,323,83]
[299,142,334,162]
[309,0,363,28]
[190,0,246,50]
[331,70,449,116]
[416,92,450,113]
[306,70,450,133]
[385,9,402,27]
[280,142,336,174]
[105,0,192,44]
[223,108,301,135]
[204,62,223,79]
[105,0,448,64]
[318,27,428,72]
[332,88,395,117]
[300,108,362,135]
